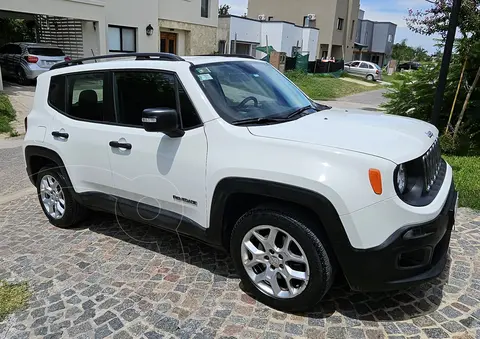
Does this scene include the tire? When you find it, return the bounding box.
[230,205,335,312]
[16,67,29,86]
[36,166,87,228]
[366,74,374,81]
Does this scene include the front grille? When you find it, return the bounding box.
[422,138,442,192]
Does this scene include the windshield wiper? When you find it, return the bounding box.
[231,117,290,126]
[286,105,316,119]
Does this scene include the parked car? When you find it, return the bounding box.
[0,42,70,84]
[344,60,382,81]
[398,61,422,71]
[23,53,458,312]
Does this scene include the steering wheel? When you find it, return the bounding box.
[237,96,259,109]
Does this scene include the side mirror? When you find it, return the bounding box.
[142,108,184,138]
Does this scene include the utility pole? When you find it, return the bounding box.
[431,0,461,127]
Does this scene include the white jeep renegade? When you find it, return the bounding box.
[23,53,458,312]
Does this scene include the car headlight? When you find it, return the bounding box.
[395,164,407,194]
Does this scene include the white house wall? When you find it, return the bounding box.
[302,29,319,61]
[159,0,218,27]
[279,22,299,57]
[229,16,261,43]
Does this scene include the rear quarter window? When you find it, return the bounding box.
[28,48,65,56]
[48,75,66,112]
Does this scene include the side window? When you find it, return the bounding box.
[351,61,360,67]
[66,72,113,122]
[359,63,369,69]
[368,65,374,69]
[48,75,66,112]
[114,71,202,129]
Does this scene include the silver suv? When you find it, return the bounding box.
[0,42,69,84]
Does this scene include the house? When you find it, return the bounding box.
[353,9,397,67]
[217,15,319,61]
[247,0,360,61]
[0,0,218,59]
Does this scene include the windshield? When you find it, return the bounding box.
[192,61,314,123]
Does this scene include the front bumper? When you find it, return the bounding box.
[341,180,457,292]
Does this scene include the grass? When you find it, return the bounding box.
[444,155,480,210]
[286,71,380,100]
[0,93,16,134]
[381,74,396,83]
[0,281,30,321]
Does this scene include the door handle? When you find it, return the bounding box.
[109,141,132,150]
[52,131,69,139]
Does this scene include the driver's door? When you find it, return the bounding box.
[106,70,208,228]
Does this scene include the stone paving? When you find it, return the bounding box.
[0,149,480,339]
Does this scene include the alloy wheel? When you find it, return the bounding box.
[241,225,310,299]
[40,174,66,219]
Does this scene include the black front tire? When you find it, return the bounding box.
[36,166,87,228]
[230,205,335,312]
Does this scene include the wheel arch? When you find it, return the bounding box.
[207,177,350,261]
[25,145,73,190]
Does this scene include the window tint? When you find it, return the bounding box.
[368,64,374,69]
[48,75,66,112]
[337,18,344,30]
[66,73,112,122]
[114,71,201,129]
[359,63,369,69]
[28,48,64,56]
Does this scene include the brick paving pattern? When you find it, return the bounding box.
[0,148,479,338]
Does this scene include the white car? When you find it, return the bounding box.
[23,53,458,312]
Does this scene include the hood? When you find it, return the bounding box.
[247,108,438,164]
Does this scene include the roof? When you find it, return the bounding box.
[219,14,320,31]
[13,42,60,48]
[182,56,262,65]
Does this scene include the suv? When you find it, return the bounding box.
[0,42,69,85]
[23,53,458,312]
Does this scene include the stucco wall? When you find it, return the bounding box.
[159,0,218,28]
[159,19,217,55]
[230,16,262,43]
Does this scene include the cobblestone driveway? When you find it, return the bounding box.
[1,146,480,339]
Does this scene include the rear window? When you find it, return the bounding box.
[28,48,65,56]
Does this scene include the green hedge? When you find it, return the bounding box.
[0,93,16,133]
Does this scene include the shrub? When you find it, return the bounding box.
[0,94,16,133]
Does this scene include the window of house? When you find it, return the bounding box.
[268,16,274,21]
[388,34,393,43]
[108,25,136,52]
[350,20,355,40]
[114,71,201,129]
[201,0,209,18]
[48,75,66,112]
[65,72,114,122]
[337,18,344,30]
[218,40,226,54]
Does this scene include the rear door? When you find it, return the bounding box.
[359,62,370,77]
[47,72,116,195]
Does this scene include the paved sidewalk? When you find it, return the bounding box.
[319,89,388,111]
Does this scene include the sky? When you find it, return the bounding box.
[219,0,442,54]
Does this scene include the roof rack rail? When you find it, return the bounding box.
[198,54,256,59]
[51,53,185,70]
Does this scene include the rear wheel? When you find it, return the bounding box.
[366,74,375,81]
[36,166,87,228]
[230,206,335,312]
[16,67,29,85]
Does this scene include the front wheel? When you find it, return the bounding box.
[230,206,335,312]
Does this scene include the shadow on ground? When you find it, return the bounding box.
[82,212,449,323]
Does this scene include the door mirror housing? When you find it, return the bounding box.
[142,108,184,137]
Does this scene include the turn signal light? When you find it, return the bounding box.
[369,169,382,195]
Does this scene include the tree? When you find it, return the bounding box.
[218,4,230,16]
[391,39,431,62]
